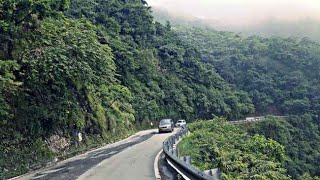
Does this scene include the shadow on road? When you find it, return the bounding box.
[28,133,155,180]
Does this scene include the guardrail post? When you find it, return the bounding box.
[176,147,178,157]
[166,141,169,150]
[173,148,178,157]
[187,156,192,165]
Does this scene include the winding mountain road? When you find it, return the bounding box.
[14,129,176,180]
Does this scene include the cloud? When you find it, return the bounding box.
[147,0,320,27]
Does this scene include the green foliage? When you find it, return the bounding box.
[299,173,320,180]
[246,115,320,178]
[0,60,20,122]
[65,0,254,122]
[175,27,320,116]
[0,137,54,179]
[179,118,289,179]
[0,0,255,178]
[14,17,129,136]
[0,0,69,59]
[1,0,319,179]
[175,26,320,179]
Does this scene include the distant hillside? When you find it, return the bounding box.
[151,7,320,42]
[239,18,320,41]
[174,26,320,178]
[151,7,217,29]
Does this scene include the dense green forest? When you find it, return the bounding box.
[2,0,320,179]
[175,27,320,116]
[179,118,289,179]
[245,116,320,179]
[180,117,320,179]
[172,26,320,178]
[0,0,254,178]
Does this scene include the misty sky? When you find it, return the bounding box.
[147,0,320,27]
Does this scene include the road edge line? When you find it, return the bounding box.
[154,149,163,180]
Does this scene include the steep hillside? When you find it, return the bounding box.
[175,26,320,178]
[66,0,254,122]
[0,0,253,178]
[245,116,320,179]
[175,27,320,116]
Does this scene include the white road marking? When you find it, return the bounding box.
[154,149,163,180]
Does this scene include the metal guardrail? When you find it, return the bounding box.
[162,127,219,180]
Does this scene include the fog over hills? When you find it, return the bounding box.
[148,0,320,41]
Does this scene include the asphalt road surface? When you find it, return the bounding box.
[14,129,176,180]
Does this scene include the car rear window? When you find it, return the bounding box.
[178,120,185,123]
[160,119,171,125]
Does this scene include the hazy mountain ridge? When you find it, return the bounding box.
[151,6,320,41]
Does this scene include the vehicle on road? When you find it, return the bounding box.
[158,119,174,133]
[175,119,186,127]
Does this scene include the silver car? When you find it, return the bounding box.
[175,119,186,127]
[158,119,174,133]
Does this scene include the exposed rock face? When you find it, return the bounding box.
[46,135,70,153]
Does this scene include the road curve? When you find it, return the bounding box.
[77,129,176,180]
[13,129,175,180]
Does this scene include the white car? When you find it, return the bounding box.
[175,119,186,127]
